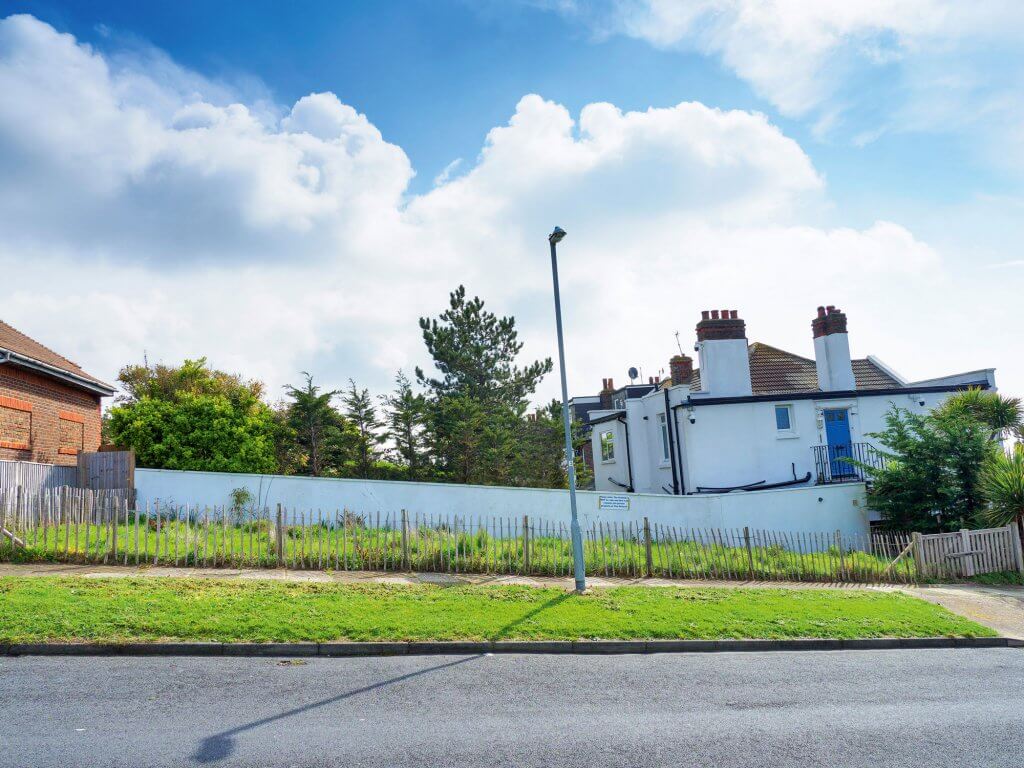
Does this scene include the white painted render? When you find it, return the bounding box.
[134,467,871,538]
[590,319,996,501]
[590,381,994,498]
[813,332,856,391]
[696,337,752,397]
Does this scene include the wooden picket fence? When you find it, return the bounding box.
[0,490,971,583]
[4,490,1023,583]
[914,526,1024,580]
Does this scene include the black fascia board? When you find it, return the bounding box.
[671,381,990,409]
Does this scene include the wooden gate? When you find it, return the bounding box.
[915,526,1024,579]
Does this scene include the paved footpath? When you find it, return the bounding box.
[2,649,1023,767]
[906,584,1024,639]
[0,561,898,589]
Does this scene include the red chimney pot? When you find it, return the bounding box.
[812,305,848,338]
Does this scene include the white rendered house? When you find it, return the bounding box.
[582,306,996,497]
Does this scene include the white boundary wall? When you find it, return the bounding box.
[135,469,870,538]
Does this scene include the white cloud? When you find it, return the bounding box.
[1,14,1019,404]
[0,14,412,263]
[433,158,463,187]
[595,0,949,116]
[554,1,1024,151]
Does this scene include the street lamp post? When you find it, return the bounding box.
[548,226,586,593]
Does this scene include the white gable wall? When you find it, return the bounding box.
[590,412,630,492]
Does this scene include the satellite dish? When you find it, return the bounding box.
[628,366,639,382]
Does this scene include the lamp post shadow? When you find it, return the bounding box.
[193,654,481,764]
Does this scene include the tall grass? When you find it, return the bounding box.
[0,506,917,583]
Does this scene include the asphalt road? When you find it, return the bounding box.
[2,649,1023,767]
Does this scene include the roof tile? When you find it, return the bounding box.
[684,342,900,395]
[0,320,112,390]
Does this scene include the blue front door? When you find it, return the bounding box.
[823,408,853,478]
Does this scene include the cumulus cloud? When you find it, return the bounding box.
[0,14,412,263]
[0,14,1018,403]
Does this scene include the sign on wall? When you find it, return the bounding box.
[598,494,630,511]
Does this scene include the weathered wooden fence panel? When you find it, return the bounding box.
[78,450,135,491]
[0,459,77,493]
[916,526,1024,579]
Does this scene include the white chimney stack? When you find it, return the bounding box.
[695,309,752,397]
[812,305,856,391]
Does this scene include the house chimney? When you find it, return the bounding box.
[812,305,855,391]
[599,377,615,409]
[669,354,693,386]
[695,310,751,396]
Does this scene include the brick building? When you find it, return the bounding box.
[0,321,114,466]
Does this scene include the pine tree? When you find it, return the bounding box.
[415,285,553,484]
[281,373,353,477]
[416,285,552,408]
[380,370,430,479]
[342,379,386,478]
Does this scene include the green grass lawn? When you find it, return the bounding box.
[964,571,1024,586]
[0,577,993,643]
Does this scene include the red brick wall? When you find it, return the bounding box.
[0,366,102,466]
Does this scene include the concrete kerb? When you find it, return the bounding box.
[3,637,1021,657]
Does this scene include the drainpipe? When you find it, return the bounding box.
[615,416,635,492]
[672,407,687,495]
[663,388,680,494]
[670,399,699,496]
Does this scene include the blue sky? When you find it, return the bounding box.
[6,1,758,192]
[10,0,1010,210]
[0,1,1021,399]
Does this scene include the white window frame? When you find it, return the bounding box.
[774,404,797,438]
[657,413,670,463]
[600,430,616,462]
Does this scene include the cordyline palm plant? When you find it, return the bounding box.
[980,445,1024,552]
[938,389,1022,441]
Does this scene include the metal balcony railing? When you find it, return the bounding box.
[812,442,886,485]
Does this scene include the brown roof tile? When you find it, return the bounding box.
[0,320,113,391]
[684,342,900,395]
[851,358,901,390]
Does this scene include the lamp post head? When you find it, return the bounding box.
[548,226,566,244]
